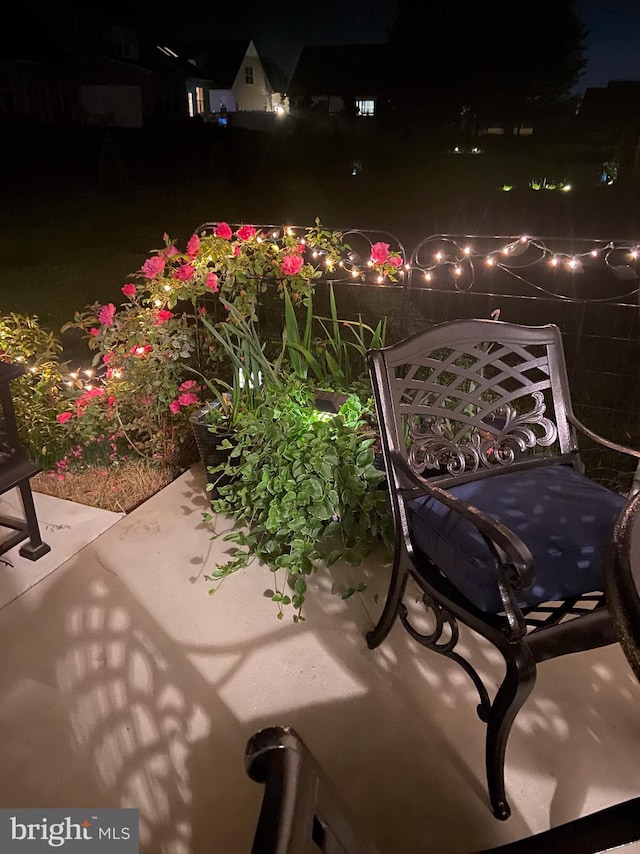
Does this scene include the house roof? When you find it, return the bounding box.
[167,39,253,88]
[288,44,389,96]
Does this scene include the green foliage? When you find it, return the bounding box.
[0,313,68,465]
[204,381,392,620]
[282,283,387,389]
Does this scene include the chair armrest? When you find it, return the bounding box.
[568,413,640,459]
[390,451,534,631]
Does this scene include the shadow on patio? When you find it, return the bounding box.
[0,467,639,853]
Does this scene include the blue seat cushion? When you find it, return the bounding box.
[408,465,627,613]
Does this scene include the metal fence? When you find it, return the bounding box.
[194,224,640,434]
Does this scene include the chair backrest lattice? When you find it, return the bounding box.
[371,320,578,484]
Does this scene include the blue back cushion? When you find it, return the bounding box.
[408,465,626,613]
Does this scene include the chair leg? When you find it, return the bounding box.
[17,481,50,560]
[366,550,410,649]
[486,644,536,821]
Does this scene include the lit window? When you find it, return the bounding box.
[245,66,254,85]
[187,91,194,117]
[355,99,375,117]
[195,86,205,114]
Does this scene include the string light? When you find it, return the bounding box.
[550,256,559,267]
[463,246,472,255]
[486,257,495,266]
[163,285,171,292]
[377,275,384,284]
[453,267,462,277]
[84,369,94,377]
[435,251,443,262]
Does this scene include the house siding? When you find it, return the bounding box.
[232,43,272,111]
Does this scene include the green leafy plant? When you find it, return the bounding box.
[204,380,392,621]
[0,313,68,465]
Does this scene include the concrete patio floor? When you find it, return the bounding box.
[1,465,640,853]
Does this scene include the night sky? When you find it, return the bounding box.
[576,0,640,89]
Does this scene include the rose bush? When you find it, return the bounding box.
[4,221,404,488]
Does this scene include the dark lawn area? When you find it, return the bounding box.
[2,120,639,336]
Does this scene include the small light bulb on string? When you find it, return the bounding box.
[435,251,443,262]
[272,231,279,239]
[405,263,411,271]
[85,384,93,391]
[300,238,306,245]
[424,272,432,282]
[377,275,384,284]
[65,381,73,388]
[338,260,344,268]
[367,260,373,267]
[70,372,78,380]
[163,285,171,292]
[312,250,318,258]
[351,270,359,278]
[16,356,25,363]
[631,249,638,259]
[286,227,294,236]
[486,257,495,267]
[453,267,462,277]
[550,256,559,267]
[591,249,598,257]
[502,246,510,256]
[256,236,263,244]
[520,236,529,244]
[154,299,162,307]
[29,367,37,374]
[463,246,472,255]
[84,369,94,378]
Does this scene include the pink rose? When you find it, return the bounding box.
[281,254,304,276]
[141,255,166,278]
[56,412,73,424]
[389,255,403,268]
[107,396,116,407]
[197,306,207,316]
[102,352,113,365]
[370,242,390,265]
[98,303,116,326]
[186,234,200,258]
[169,400,181,414]
[179,379,198,391]
[233,245,241,257]
[90,328,100,336]
[163,244,180,258]
[205,273,219,292]
[215,222,232,239]
[174,263,195,281]
[236,225,256,241]
[177,392,199,407]
[121,283,136,298]
[297,243,306,254]
[155,309,173,325]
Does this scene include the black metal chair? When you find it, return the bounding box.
[366,319,640,820]
[246,726,380,854]
[246,726,640,853]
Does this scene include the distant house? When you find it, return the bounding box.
[288,44,388,118]
[2,1,189,127]
[577,80,640,144]
[171,39,275,116]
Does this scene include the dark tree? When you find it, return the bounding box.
[388,0,586,130]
